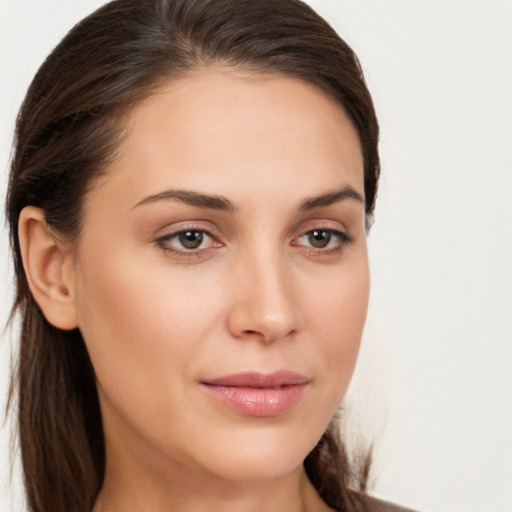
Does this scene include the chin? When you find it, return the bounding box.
[187,423,324,483]
[203,451,304,484]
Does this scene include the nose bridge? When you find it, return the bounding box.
[228,238,297,342]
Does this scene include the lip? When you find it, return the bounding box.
[200,371,309,417]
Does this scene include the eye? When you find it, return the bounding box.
[176,230,206,249]
[156,229,217,254]
[294,228,352,252]
[306,229,334,249]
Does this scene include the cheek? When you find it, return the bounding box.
[73,244,223,420]
[304,260,370,395]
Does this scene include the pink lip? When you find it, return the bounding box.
[200,371,309,417]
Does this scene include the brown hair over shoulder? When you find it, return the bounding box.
[6,1,380,511]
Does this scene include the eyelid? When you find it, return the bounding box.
[154,220,221,240]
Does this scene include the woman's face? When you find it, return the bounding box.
[71,69,369,483]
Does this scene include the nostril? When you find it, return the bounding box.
[240,327,296,344]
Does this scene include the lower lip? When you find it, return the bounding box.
[201,383,308,417]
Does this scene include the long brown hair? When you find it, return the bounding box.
[6,1,380,511]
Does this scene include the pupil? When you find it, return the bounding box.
[309,230,330,248]
[179,231,203,249]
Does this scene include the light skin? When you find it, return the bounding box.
[19,68,370,512]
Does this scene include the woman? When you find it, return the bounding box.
[6,1,414,511]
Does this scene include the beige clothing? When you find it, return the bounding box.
[357,493,418,512]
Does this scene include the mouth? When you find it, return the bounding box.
[200,371,310,417]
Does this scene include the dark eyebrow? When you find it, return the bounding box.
[132,189,237,213]
[299,186,364,211]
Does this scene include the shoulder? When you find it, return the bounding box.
[348,491,419,512]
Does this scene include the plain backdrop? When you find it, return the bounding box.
[1,1,511,511]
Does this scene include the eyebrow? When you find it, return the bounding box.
[299,186,364,211]
[132,184,363,213]
[132,189,237,213]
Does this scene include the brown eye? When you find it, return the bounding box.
[178,230,204,249]
[294,228,352,253]
[157,229,216,254]
[308,230,332,248]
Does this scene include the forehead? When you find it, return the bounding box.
[89,68,364,209]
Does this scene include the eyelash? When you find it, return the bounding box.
[155,228,219,258]
[155,227,353,258]
[292,228,353,257]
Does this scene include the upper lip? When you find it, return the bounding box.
[202,371,310,388]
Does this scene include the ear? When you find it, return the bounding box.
[18,206,78,330]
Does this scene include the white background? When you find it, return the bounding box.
[1,1,511,511]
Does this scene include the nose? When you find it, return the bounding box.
[226,249,298,343]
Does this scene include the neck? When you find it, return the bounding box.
[94,465,331,512]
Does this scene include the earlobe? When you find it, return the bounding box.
[18,206,78,330]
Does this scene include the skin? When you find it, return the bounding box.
[20,68,370,512]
